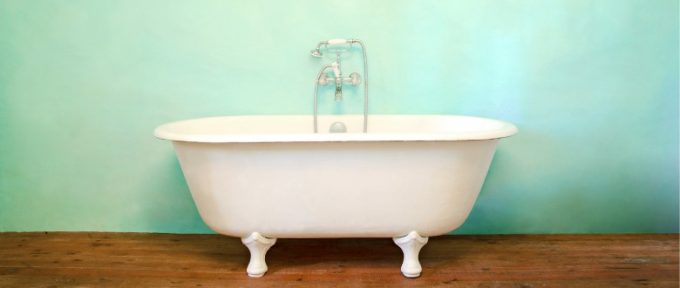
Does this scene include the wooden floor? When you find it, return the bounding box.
[0,233,677,287]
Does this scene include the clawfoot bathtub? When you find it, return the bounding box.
[155,115,517,278]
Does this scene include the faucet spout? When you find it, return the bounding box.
[330,60,342,102]
[334,84,342,102]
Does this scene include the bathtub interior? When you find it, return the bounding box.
[154,115,517,143]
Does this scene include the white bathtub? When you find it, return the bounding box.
[155,115,517,278]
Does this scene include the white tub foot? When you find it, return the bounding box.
[393,231,429,278]
[241,232,277,277]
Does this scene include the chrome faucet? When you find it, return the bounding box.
[333,60,343,102]
[317,56,360,102]
[330,58,344,102]
[310,39,368,133]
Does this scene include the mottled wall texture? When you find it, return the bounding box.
[0,0,677,233]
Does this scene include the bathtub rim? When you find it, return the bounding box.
[154,114,518,143]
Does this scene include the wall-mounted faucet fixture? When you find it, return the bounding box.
[316,56,362,102]
[310,39,368,133]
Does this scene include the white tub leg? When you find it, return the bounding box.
[393,231,429,278]
[241,232,277,277]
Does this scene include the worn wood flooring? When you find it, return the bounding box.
[0,233,677,287]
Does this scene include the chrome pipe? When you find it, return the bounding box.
[313,64,332,133]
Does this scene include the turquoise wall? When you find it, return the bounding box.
[0,0,677,234]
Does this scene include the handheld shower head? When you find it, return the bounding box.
[310,39,357,58]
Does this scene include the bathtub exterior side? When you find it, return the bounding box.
[173,140,498,238]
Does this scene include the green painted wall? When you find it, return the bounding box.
[0,0,677,234]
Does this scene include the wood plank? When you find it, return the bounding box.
[0,233,677,287]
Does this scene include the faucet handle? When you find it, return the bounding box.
[348,72,361,86]
[317,72,329,85]
[318,72,361,86]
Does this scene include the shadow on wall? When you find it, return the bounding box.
[457,126,679,235]
[455,133,529,234]
[138,153,213,233]
[458,130,596,234]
